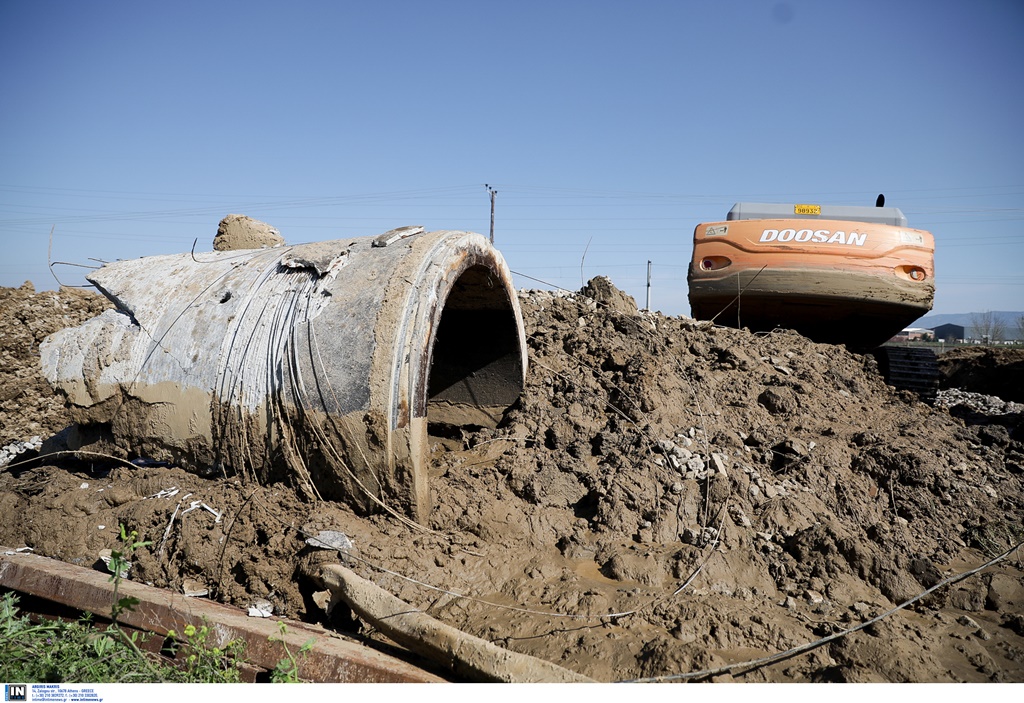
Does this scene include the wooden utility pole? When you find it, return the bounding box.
[485,184,497,244]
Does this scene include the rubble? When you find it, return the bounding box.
[935,388,1024,416]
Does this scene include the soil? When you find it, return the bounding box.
[939,347,1024,404]
[1,280,1023,683]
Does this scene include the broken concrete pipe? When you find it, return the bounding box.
[41,227,527,522]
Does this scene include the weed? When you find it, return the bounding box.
[268,621,316,683]
[2,523,307,683]
[0,591,153,682]
[164,622,245,683]
[107,523,151,626]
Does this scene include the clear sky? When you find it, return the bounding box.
[1,0,1021,317]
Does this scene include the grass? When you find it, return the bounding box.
[0,524,310,683]
[0,590,244,683]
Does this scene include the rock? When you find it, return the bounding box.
[935,387,1024,415]
[770,438,810,472]
[672,446,693,461]
[758,387,798,415]
[0,435,42,467]
[729,504,752,528]
[656,439,676,454]
[958,614,980,628]
[182,578,209,597]
[948,582,987,612]
[909,557,943,589]
[986,573,1021,611]
[214,214,285,251]
[1002,613,1024,636]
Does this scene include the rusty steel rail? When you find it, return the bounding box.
[0,547,445,683]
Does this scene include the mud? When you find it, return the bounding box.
[1,280,1023,683]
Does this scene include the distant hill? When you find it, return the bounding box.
[917,310,1024,340]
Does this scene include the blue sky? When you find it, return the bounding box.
[1,0,1021,317]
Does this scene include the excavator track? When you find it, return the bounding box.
[872,345,940,403]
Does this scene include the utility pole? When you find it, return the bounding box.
[646,260,652,311]
[485,184,497,244]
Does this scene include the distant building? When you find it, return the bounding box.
[931,323,965,342]
[890,327,933,343]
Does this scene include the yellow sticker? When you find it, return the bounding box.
[794,204,821,215]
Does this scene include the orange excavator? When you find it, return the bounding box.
[688,196,939,398]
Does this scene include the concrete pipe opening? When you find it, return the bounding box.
[41,228,526,523]
[427,264,525,433]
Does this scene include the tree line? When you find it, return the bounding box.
[969,311,1024,342]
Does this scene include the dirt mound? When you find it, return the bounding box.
[940,347,1024,404]
[0,283,112,444]
[1,281,1022,683]
[213,214,285,251]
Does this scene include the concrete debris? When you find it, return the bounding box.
[372,225,425,248]
[182,578,209,598]
[0,436,41,467]
[935,388,1024,415]
[0,546,442,682]
[306,531,354,554]
[248,598,274,617]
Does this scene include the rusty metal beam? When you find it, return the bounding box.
[0,548,445,683]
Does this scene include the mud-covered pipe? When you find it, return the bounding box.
[317,563,595,683]
[41,229,527,522]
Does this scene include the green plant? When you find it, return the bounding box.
[1,523,267,683]
[107,524,152,626]
[99,524,164,680]
[268,621,315,683]
[0,591,247,683]
[0,591,154,682]
[103,525,245,682]
[163,622,245,683]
